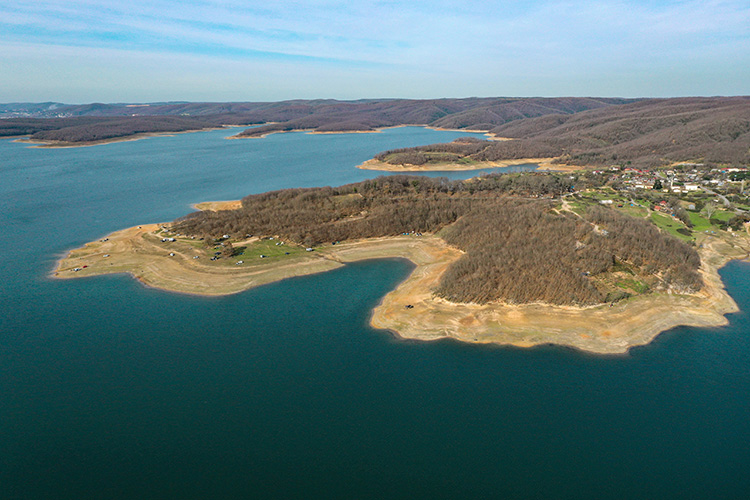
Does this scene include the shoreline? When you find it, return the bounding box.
[52,206,749,354]
[356,157,584,172]
[9,123,508,148]
[370,233,745,354]
[229,124,499,140]
[13,125,246,149]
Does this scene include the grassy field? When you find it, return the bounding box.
[689,212,713,233]
[566,197,598,215]
[215,239,306,266]
[615,203,649,218]
[650,213,693,241]
[712,210,735,222]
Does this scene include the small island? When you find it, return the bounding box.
[55,172,750,354]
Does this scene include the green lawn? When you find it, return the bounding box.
[712,210,735,222]
[688,212,713,233]
[650,213,693,241]
[238,239,304,258]
[212,239,307,267]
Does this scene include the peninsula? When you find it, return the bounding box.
[54,172,750,354]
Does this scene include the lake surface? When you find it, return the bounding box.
[2,127,750,500]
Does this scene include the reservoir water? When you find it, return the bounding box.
[1,128,749,499]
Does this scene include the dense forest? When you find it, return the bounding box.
[374,97,750,168]
[0,115,231,142]
[233,97,627,138]
[0,97,629,143]
[172,174,701,306]
[0,97,750,166]
[374,137,562,165]
[490,97,750,167]
[4,97,747,166]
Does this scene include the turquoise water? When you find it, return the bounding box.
[1,128,750,499]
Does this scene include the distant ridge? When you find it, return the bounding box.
[371,97,750,168]
[0,97,632,141]
[2,97,748,167]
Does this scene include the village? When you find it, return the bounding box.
[590,163,748,196]
[570,162,750,241]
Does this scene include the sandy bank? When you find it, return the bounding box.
[229,124,499,140]
[53,208,749,354]
[356,157,583,172]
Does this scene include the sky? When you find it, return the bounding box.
[1,0,749,103]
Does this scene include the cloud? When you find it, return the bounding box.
[0,1,748,101]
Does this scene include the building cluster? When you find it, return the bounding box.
[595,164,749,196]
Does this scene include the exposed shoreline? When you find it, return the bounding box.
[13,125,246,149]
[229,124,499,140]
[10,124,504,148]
[52,203,749,354]
[356,157,584,172]
[191,200,243,211]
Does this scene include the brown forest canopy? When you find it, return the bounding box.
[3,97,747,166]
[375,97,750,168]
[0,97,631,143]
[172,174,701,306]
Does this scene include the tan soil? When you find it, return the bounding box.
[192,200,243,211]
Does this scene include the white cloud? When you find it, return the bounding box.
[0,1,748,101]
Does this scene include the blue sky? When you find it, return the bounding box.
[1,0,748,102]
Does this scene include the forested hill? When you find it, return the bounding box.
[172,174,701,306]
[0,97,631,144]
[3,97,748,159]
[232,97,631,137]
[373,97,750,168]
